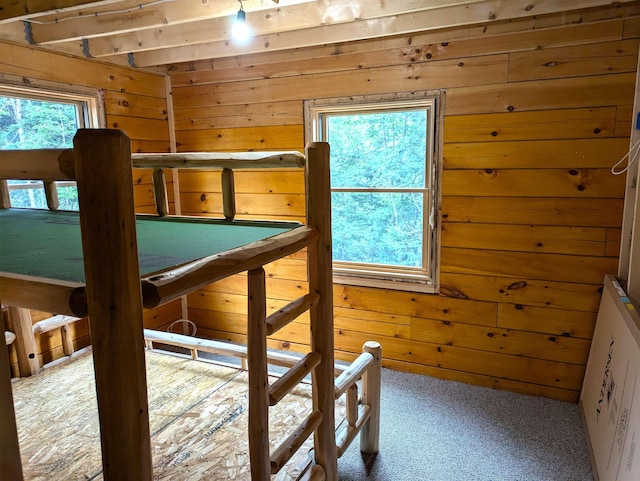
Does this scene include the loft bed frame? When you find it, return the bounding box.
[0,129,381,481]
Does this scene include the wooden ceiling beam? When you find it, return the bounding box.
[0,0,124,24]
[70,0,488,58]
[30,0,311,45]
[130,0,638,67]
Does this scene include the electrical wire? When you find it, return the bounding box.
[167,319,197,337]
[611,137,640,175]
[26,0,177,25]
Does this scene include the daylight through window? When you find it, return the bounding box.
[305,92,442,293]
[0,85,101,210]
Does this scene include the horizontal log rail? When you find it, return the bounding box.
[0,148,74,181]
[32,314,82,358]
[144,328,351,377]
[0,148,306,183]
[32,314,79,335]
[131,151,306,170]
[334,351,374,399]
[0,273,84,317]
[144,328,309,370]
[139,226,318,310]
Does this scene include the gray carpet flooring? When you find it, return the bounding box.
[337,368,594,481]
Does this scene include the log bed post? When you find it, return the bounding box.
[151,168,169,216]
[247,267,271,481]
[0,179,10,208]
[360,340,382,454]
[43,180,59,211]
[6,306,40,377]
[305,141,338,479]
[0,298,24,481]
[73,129,153,481]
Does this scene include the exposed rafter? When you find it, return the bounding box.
[0,0,637,69]
[0,0,124,24]
[75,0,488,58]
[29,0,309,44]
[129,0,640,67]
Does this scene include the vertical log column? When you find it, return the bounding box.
[43,180,59,211]
[0,179,10,208]
[0,299,24,481]
[360,341,382,454]
[247,267,270,481]
[73,129,152,481]
[6,306,40,377]
[305,142,338,480]
[151,168,169,217]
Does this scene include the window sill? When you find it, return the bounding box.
[332,273,437,294]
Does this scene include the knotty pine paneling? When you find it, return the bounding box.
[443,138,629,169]
[0,40,172,371]
[410,317,591,365]
[446,72,635,115]
[497,304,596,340]
[441,248,617,284]
[442,168,625,197]
[169,6,640,401]
[442,197,624,226]
[441,223,608,256]
[444,107,618,143]
[439,273,602,312]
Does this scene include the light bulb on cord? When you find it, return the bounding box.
[232,0,252,42]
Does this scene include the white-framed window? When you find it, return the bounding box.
[305,91,443,293]
[0,80,103,210]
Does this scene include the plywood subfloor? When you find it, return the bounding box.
[12,349,340,480]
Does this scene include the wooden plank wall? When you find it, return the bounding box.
[169,3,640,402]
[0,41,181,374]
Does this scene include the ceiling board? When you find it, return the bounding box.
[0,0,636,69]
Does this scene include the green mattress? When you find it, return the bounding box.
[0,208,301,283]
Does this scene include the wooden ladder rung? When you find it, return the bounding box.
[4,331,16,346]
[299,465,326,481]
[269,352,321,406]
[270,410,323,474]
[334,351,374,398]
[335,404,372,458]
[266,292,319,336]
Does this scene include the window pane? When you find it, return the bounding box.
[0,96,78,149]
[327,110,427,189]
[1,95,80,210]
[331,192,423,268]
[57,185,80,210]
[6,182,48,209]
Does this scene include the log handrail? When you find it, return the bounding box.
[0,148,305,182]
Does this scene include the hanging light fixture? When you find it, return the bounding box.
[232,0,252,42]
